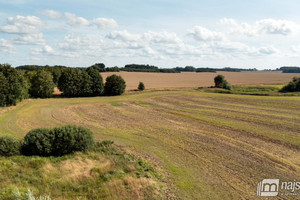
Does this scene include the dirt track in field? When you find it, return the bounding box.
[101,71,299,90]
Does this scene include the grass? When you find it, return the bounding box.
[0,89,299,199]
[202,84,300,96]
[0,141,162,200]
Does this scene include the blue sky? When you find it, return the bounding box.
[1,0,300,69]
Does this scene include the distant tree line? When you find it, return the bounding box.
[279,66,300,73]
[16,63,260,74]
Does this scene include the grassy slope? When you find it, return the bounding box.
[0,90,299,199]
[0,143,162,200]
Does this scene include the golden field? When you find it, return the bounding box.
[0,88,299,199]
[101,71,299,90]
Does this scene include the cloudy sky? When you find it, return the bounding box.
[1,0,300,69]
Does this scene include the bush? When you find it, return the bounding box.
[22,128,54,156]
[104,74,126,96]
[51,125,94,156]
[138,82,145,91]
[0,136,21,156]
[280,77,300,92]
[214,75,232,90]
[214,75,225,88]
[29,70,54,98]
[22,126,94,157]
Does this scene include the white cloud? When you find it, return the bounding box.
[106,30,140,42]
[257,19,298,35]
[257,46,278,55]
[65,12,90,26]
[142,31,182,44]
[0,39,14,53]
[188,26,224,41]
[92,18,118,29]
[220,18,299,36]
[14,33,46,45]
[220,18,257,37]
[32,44,55,55]
[0,15,44,34]
[39,10,61,19]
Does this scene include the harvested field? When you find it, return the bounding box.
[101,71,299,90]
[0,90,299,199]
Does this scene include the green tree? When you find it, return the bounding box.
[104,74,126,96]
[280,77,300,92]
[29,70,54,98]
[0,72,8,106]
[86,67,104,96]
[214,75,232,90]
[138,82,145,91]
[58,68,93,97]
[214,75,225,88]
[0,64,28,106]
[89,63,106,72]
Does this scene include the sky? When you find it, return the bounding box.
[1,0,300,69]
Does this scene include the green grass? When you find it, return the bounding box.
[0,142,162,200]
[202,84,300,96]
[0,89,299,199]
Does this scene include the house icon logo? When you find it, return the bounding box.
[257,179,280,197]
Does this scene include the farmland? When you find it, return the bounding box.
[101,71,299,90]
[0,88,299,199]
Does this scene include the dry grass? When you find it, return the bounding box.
[101,71,299,90]
[0,90,299,199]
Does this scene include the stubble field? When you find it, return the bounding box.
[101,71,299,90]
[0,88,299,199]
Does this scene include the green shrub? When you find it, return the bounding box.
[214,75,225,88]
[51,125,94,156]
[280,77,300,92]
[22,128,54,156]
[104,74,126,96]
[0,136,21,156]
[214,75,232,90]
[138,82,145,91]
[22,126,94,157]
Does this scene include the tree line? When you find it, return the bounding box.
[0,64,126,107]
[16,63,259,74]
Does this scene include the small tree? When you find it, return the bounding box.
[0,136,21,156]
[29,70,54,98]
[104,74,126,96]
[214,75,232,90]
[214,75,225,88]
[138,82,145,91]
